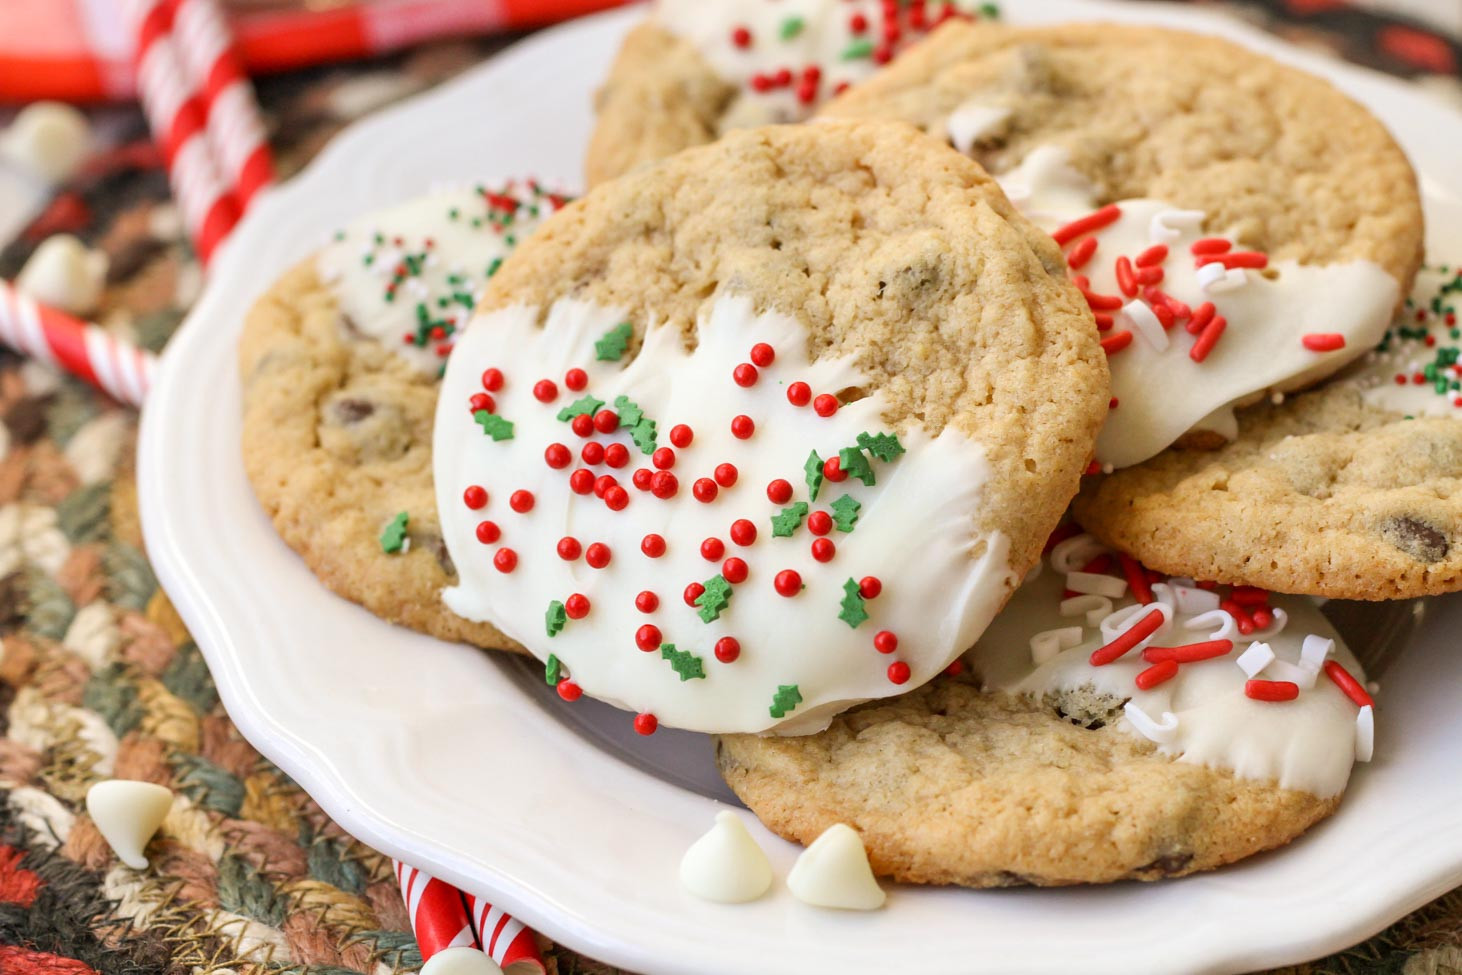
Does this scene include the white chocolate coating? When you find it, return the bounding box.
[679,810,775,904]
[84,779,173,870]
[971,141,1399,468]
[786,823,886,911]
[435,295,1016,734]
[969,537,1371,798]
[1340,265,1462,417]
[315,182,563,371]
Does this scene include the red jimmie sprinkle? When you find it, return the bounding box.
[1100,331,1133,355]
[733,363,759,387]
[1143,640,1233,663]
[652,447,676,470]
[585,542,611,568]
[693,478,719,503]
[714,636,741,663]
[811,538,836,562]
[774,569,802,597]
[475,520,500,544]
[569,469,595,494]
[605,443,630,468]
[642,533,666,558]
[1245,679,1299,702]
[683,581,705,606]
[807,510,832,536]
[481,367,503,391]
[670,424,694,448]
[860,576,883,599]
[635,624,662,651]
[1114,256,1138,298]
[723,557,749,584]
[593,409,619,434]
[1119,553,1153,605]
[823,456,848,482]
[1090,608,1165,666]
[545,443,571,469]
[1324,660,1374,708]
[635,590,659,613]
[469,393,494,414]
[1135,244,1168,267]
[1190,315,1227,363]
[767,479,793,504]
[533,379,557,403]
[1067,236,1098,270]
[787,382,812,407]
[750,342,775,367]
[1230,586,1270,606]
[887,661,911,685]
[873,630,898,654]
[1190,237,1231,256]
[493,548,517,573]
[557,679,582,701]
[556,537,581,561]
[715,463,739,487]
[1052,204,1122,246]
[730,519,757,546]
[1199,251,1268,270]
[813,393,839,417]
[634,713,658,736]
[700,537,725,561]
[1302,333,1346,352]
[1083,287,1124,311]
[564,367,587,391]
[463,485,487,509]
[1135,659,1179,690]
[1250,607,1274,629]
[731,415,755,439]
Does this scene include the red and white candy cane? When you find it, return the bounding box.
[395,860,543,975]
[124,0,242,264]
[168,0,275,208]
[466,892,545,975]
[0,282,155,408]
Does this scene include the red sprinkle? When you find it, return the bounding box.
[944,659,965,677]
[469,393,495,414]
[533,380,558,403]
[813,393,839,417]
[1119,553,1153,605]
[1101,331,1133,355]
[1135,244,1168,268]
[569,414,593,438]
[1302,333,1346,352]
[605,485,629,510]
[859,576,883,599]
[635,624,662,652]
[481,368,503,391]
[714,637,741,663]
[873,630,898,654]
[642,533,666,558]
[545,443,571,469]
[635,590,659,613]
[683,582,706,608]
[670,424,694,448]
[1190,315,1227,363]
[823,456,848,482]
[730,519,757,546]
[556,537,581,561]
[1186,300,1216,336]
[731,415,755,439]
[1245,679,1299,702]
[1201,250,1268,270]
[652,447,676,470]
[557,679,582,701]
[1324,661,1374,708]
[774,569,802,597]
[811,538,835,562]
[714,463,739,487]
[787,382,812,406]
[1114,256,1138,298]
[693,478,719,503]
[568,469,595,494]
[463,486,488,509]
[730,25,751,47]
[565,594,590,619]
[593,410,619,434]
[605,443,630,468]
[493,548,517,573]
[767,479,793,504]
[887,661,911,685]
[733,363,759,387]
[1250,607,1274,629]
[581,442,605,465]
[1090,608,1166,666]
[701,537,725,561]
[634,713,658,736]
[564,367,587,391]
[1135,659,1179,690]
[1083,288,1124,312]
[1230,586,1270,606]
[651,471,679,499]
[1190,237,1231,256]
[1143,640,1233,664]
[807,510,833,536]
[750,342,775,367]
[722,557,749,584]
[475,521,501,544]
[1067,236,1098,270]
[593,474,616,498]
[1052,204,1122,246]
[585,543,611,569]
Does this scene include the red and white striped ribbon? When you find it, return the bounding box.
[167,0,274,208]
[124,0,242,264]
[0,282,155,407]
[395,860,479,959]
[466,893,545,975]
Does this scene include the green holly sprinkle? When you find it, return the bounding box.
[696,574,734,623]
[474,411,514,441]
[769,684,803,719]
[661,644,707,682]
[780,15,805,39]
[546,600,567,637]
[857,431,905,462]
[841,38,874,60]
[614,395,644,428]
[556,395,604,422]
[830,494,861,532]
[595,322,633,361]
[838,578,869,629]
[771,501,810,538]
[838,446,876,487]
[379,512,409,554]
[805,450,825,502]
[631,417,658,455]
[545,654,562,686]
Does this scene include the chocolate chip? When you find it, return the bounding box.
[417,530,456,577]
[1380,516,1449,563]
[992,871,1035,887]
[5,397,48,444]
[338,313,365,340]
[1135,852,1193,878]
[330,398,375,424]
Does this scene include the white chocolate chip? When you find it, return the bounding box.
[0,102,92,185]
[786,823,885,911]
[85,779,173,869]
[420,947,504,975]
[679,810,773,904]
[16,234,109,316]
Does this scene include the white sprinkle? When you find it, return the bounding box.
[1030,626,1084,665]
[1148,209,1205,244]
[1197,262,1248,293]
[1118,299,1168,352]
[1246,607,1289,641]
[1265,659,1313,688]
[1235,642,1275,678]
[1170,584,1220,615]
[1060,594,1113,627]
[1049,533,1108,574]
[1066,571,1127,599]
[1124,702,1179,744]
[1355,705,1374,762]
[1300,635,1334,673]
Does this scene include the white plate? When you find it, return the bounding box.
[138,4,1462,973]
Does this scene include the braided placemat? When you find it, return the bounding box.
[0,7,1458,973]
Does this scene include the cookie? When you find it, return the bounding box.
[585,1,999,186]
[1074,267,1462,600]
[434,120,1109,734]
[717,535,1373,886]
[239,182,565,645]
[821,21,1424,467]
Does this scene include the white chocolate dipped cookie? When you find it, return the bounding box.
[717,531,1375,886]
[433,121,1109,735]
[585,0,1001,186]
[240,181,567,646]
[821,21,1424,468]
